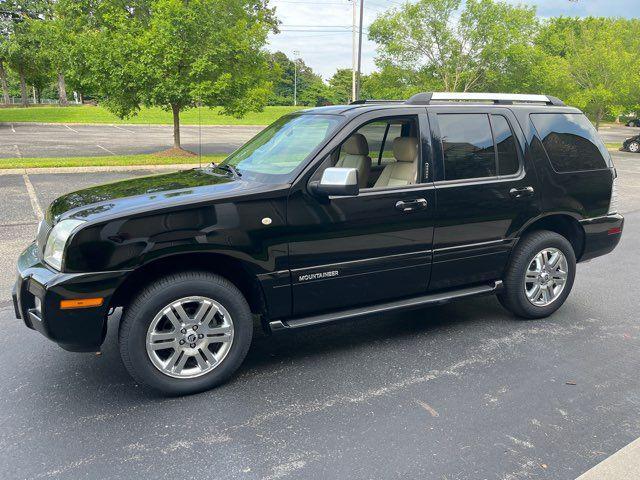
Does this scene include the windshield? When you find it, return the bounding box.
[221,114,342,182]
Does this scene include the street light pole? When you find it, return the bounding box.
[356,0,364,101]
[351,0,357,103]
[293,50,300,107]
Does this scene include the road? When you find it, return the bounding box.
[0,123,263,159]
[0,122,636,159]
[0,152,638,479]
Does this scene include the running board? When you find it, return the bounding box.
[269,280,503,332]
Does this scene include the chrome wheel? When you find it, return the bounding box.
[524,248,569,307]
[145,296,234,379]
[629,142,640,153]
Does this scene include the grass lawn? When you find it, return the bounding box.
[0,105,303,125]
[605,142,622,150]
[0,153,226,170]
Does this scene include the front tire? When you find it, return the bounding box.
[498,231,576,319]
[119,271,253,395]
[628,141,640,153]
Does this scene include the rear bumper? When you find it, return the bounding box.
[579,213,624,262]
[13,242,129,352]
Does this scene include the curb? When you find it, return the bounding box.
[0,163,202,175]
[0,121,266,128]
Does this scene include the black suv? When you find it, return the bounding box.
[13,92,623,395]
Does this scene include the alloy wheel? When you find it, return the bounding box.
[145,296,234,379]
[524,248,569,307]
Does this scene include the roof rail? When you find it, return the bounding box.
[350,99,404,105]
[405,92,565,106]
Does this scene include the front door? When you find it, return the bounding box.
[429,107,541,290]
[286,111,436,317]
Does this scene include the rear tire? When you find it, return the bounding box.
[119,271,253,396]
[498,231,576,319]
[628,141,640,153]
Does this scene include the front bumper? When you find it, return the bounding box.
[579,213,624,262]
[13,243,129,352]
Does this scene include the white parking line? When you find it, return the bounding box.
[576,437,640,479]
[22,173,43,221]
[112,125,136,134]
[11,123,15,133]
[64,125,79,133]
[96,144,116,155]
[13,144,22,158]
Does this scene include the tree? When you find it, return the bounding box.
[536,17,640,128]
[368,0,538,93]
[78,0,277,150]
[1,0,51,105]
[267,51,328,106]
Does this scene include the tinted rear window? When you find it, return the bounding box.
[530,113,610,172]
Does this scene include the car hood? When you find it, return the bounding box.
[47,168,281,224]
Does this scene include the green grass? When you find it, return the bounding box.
[0,153,227,170]
[605,142,622,150]
[0,105,303,125]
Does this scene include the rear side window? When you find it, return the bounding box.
[530,113,610,172]
[439,114,496,180]
[491,115,519,176]
[438,113,521,181]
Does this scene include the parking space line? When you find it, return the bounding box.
[112,125,136,134]
[96,144,116,155]
[11,123,15,133]
[64,125,79,133]
[22,173,44,221]
[13,144,21,158]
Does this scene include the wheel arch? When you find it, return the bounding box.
[517,213,586,260]
[109,252,267,317]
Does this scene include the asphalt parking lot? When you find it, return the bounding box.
[0,151,638,479]
[0,123,262,158]
[0,122,636,159]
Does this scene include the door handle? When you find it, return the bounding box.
[395,198,428,212]
[509,186,535,198]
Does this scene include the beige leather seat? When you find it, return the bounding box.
[336,133,371,188]
[374,137,419,188]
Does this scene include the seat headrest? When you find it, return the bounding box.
[343,133,369,156]
[393,137,419,163]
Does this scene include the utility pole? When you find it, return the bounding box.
[293,50,300,106]
[351,0,357,103]
[356,0,365,101]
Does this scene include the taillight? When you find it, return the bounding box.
[608,175,619,215]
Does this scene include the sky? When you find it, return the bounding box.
[266,0,639,80]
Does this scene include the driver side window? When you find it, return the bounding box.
[314,116,421,190]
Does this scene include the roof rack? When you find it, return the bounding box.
[350,99,404,105]
[405,92,565,106]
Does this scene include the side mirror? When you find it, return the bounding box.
[309,167,359,197]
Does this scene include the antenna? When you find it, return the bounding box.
[198,99,202,168]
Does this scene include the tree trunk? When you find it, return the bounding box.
[171,103,181,148]
[57,72,68,107]
[19,68,28,107]
[0,61,10,105]
[78,92,83,104]
[595,108,603,131]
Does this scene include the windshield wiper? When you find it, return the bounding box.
[215,163,242,178]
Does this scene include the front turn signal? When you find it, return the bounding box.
[60,298,104,310]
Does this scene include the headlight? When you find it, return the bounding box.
[44,219,84,270]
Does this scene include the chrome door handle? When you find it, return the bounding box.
[395,198,428,212]
[509,186,535,198]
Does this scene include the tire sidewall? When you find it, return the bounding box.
[120,274,252,395]
[508,232,576,318]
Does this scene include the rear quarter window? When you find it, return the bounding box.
[530,113,611,172]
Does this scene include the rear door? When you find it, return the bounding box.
[429,106,541,290]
